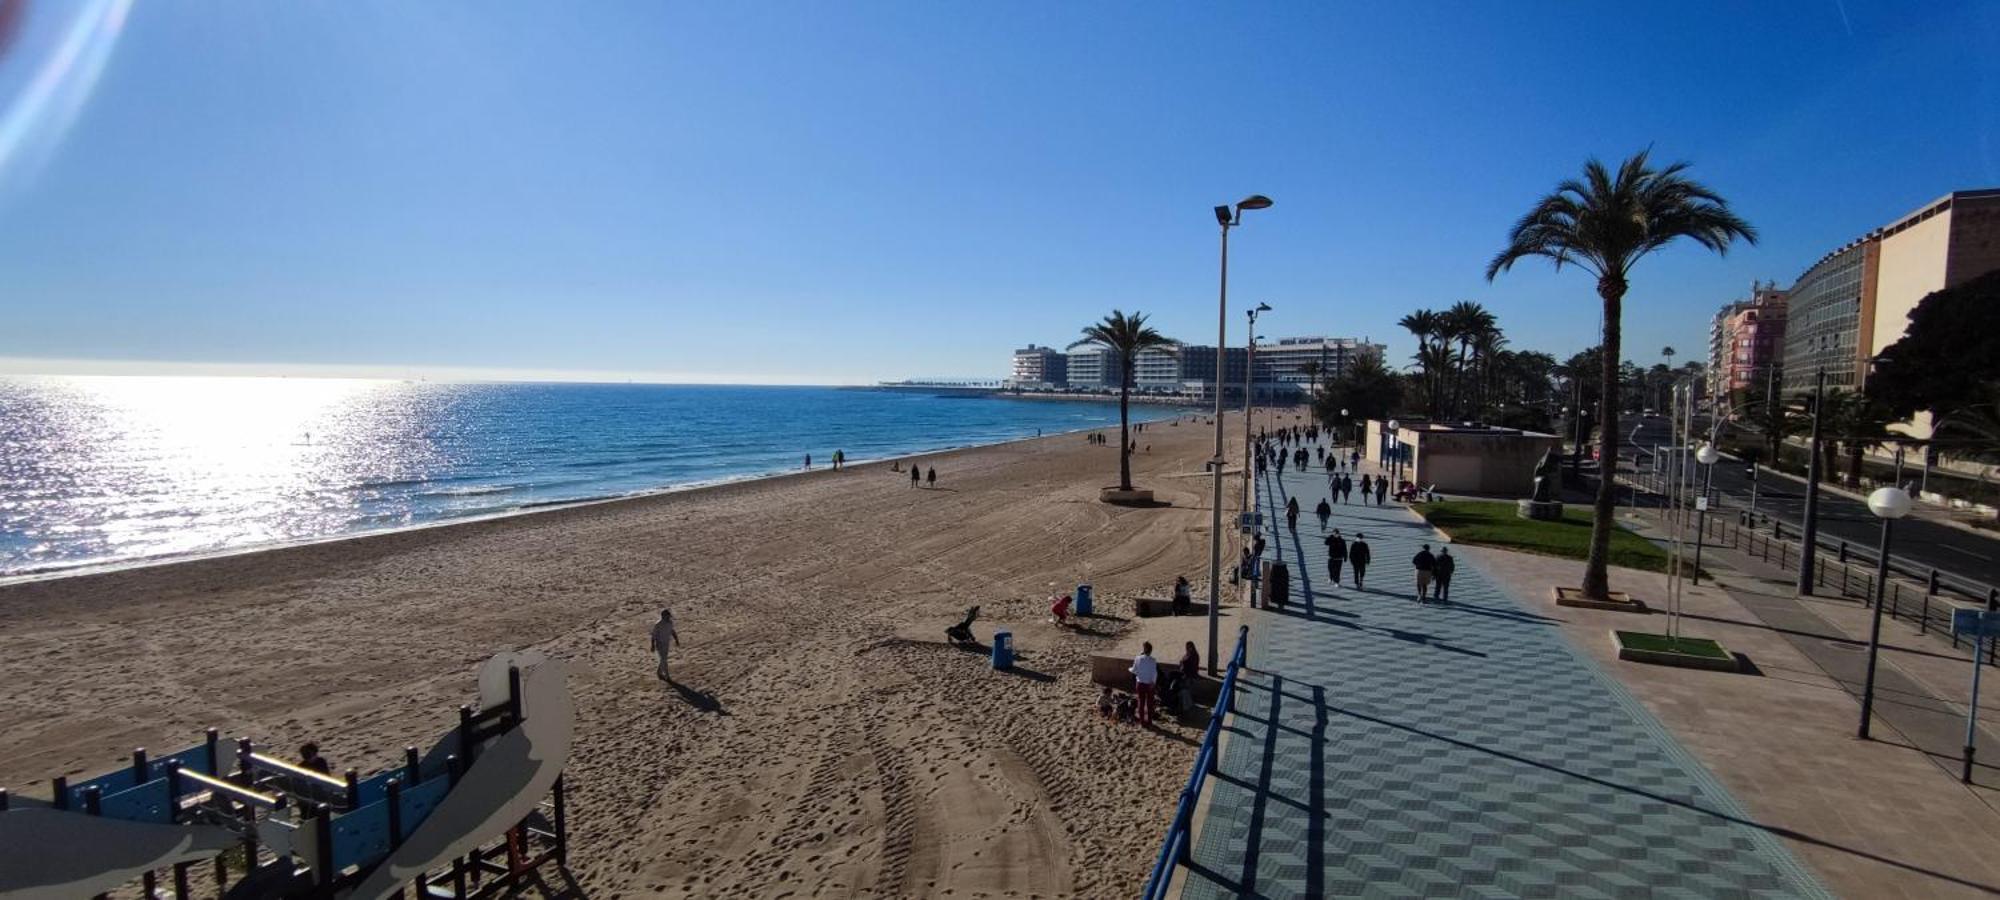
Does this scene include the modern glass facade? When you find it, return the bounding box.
[1781,243,1868,394]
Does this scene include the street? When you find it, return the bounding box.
[1623,416,2000,592]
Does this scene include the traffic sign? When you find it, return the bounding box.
[1952,609,2000,638]
[1695,497,1709,511]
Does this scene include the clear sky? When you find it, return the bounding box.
[1,2,1995,384]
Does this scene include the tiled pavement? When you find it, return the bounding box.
[1179,449,1828,899]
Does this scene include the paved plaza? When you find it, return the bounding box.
[1179,453,1827,899]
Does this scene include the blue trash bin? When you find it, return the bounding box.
[1074,584,1093,616]
[992,630,1014,669]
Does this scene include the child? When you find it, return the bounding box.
[1051,592,1073,626]
[1097,686,1116,721]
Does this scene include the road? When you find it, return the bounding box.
[1622,416,2000,593]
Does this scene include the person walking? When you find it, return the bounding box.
[1358,474,1373,504]
[1324,529,1346,587]
[1314,498,1331,531]
[1131,642,1160,726]
[1285,496,1300,531]
[926,466,937,489]
[911,465,921,487]
[1348,533,1371,590]
[804,453,812,469]
[1340,473,1353,505]
[833,449,845,471]
[1435,546,1456,603]
[650,609,682,683]
[1412,543,1437,603]
[1374,476,1388,506]
[1172,575,1193,616]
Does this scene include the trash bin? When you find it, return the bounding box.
[1264,561,1290,608]
[1074,584,1093,616]
[991,630,1014,669]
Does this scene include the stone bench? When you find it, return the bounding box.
[1133,596,1212,618]
[1089,655,1221,705]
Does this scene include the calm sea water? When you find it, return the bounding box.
[0,377,1177,576]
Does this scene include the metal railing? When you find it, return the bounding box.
[1140,623,1250,900]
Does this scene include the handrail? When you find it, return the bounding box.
[1140,624,1249,900]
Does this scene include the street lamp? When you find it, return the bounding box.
[1387,419,1401,487]
[1857,470,1913,740]
[1208,194,1271,677]
[1240,304,1270,515]
[1691,443,1719,586]
[1340,408,1350,448]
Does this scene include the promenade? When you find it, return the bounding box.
[1179,453,1826,898]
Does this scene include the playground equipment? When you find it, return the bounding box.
[0,651,572,900]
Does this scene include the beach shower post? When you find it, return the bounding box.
[1209,195,1271,676]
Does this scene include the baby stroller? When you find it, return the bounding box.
[946,605,980,646]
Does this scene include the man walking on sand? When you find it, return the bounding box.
[1131,642,1159,725]
[926,467,937,488]
[1348,533,1371,590]
[1412,543,1437,603]
[650,609,681,683]
[911,465,920,487]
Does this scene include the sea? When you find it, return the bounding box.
[0,377,1179,577]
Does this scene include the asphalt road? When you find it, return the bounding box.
[1620,417,2000,594]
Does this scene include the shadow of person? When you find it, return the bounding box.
[670,680,729,715]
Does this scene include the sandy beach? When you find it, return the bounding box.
[0,410,1279,898]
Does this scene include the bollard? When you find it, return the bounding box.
[1839,541,1848,564]
[1075,583,1093,617]
[991,630,1014,669]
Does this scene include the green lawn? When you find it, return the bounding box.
[1412,500,1679,574]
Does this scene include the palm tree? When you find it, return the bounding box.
[1825,390,1898,487]
[1070,310,1175,492]
[1487,150,1755,601]
[1399,309,1446,417]
[1443,301,1497,418]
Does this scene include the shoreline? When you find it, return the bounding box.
[0,405,1244,896]
[0,406,1191,587]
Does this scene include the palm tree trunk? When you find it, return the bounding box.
[1118,368,1133,491]
[1581,278,1625,600]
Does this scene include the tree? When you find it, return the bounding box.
[1487,150,1755,601]
[1070,310,1175,492]
[1315,351,1402,439]
[1399,309,1447,417]
[1935,382,2000,464]
[1869,269,2000,423]
[1825,390,1898,487]
[1442,301,1497,418]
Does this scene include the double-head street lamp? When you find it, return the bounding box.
[1857,461,1913,740]
[1208,194,1271,676]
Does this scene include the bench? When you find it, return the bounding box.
[1089,655,1221,705]
[1133,597,1212,618]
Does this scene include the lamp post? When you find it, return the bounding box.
[1208,195,1271,677]
[1340,408,1350,449]
[1799,368,1827,596]
[1387,419,1400,487]
[1858,464,1913,740]
[1692,443,1719,586]
[1240,304,1270,515]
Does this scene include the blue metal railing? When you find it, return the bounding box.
[1139,623,1250,900]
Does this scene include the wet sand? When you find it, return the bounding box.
[0,409,1287,897]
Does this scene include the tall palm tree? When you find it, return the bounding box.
[1825,390,1898,487]
[1487,150,1755,601]
[1444,301,1497,418]
[1070,310,1175,492]
[1399,309,1445,417]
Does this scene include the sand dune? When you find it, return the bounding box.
[0,410,1280,897]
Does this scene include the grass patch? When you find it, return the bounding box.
[1614,631,1731,659]
[1413,500,1681,574]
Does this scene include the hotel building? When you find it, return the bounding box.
[1009,345,1068,389]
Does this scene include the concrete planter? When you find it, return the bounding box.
[1611,630,1742,673]
[1099,487,1155,505]
[1553,586,1648,613]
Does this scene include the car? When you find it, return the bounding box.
[1642,408,1658,418]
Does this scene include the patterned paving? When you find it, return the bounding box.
[1180,449,1827,899]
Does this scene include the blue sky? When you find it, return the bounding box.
[0,1,1995,383]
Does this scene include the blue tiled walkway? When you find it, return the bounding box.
[1181,449,1826,899]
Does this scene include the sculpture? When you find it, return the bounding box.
[1530,447,1562,502]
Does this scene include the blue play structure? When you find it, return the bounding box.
[1,661,569,899]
